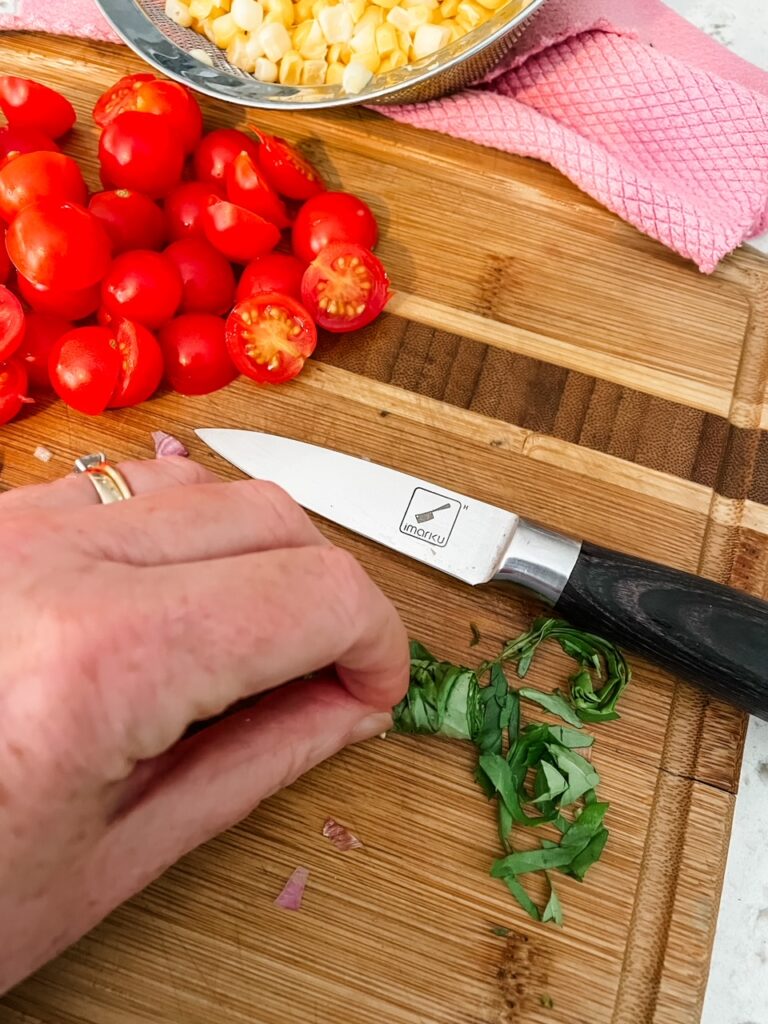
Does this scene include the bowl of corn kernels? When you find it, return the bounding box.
[95,0,546,108]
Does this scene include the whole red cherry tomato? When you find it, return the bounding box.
[0,125,58,161]
[236,252,306,303]
[301,242,390,333]
[94,75,202,153]
[48,326,121,415]
[0,231,10,285]
[101,249,183,329]
[164,238,236,315]
[99,112,185,198]
[93,73,155,125]
[164,181,223,241]
[159,313,237,396]
[193,128,260,185]
[0,77,76,139]
[225,293,316,385]
[6,200,112,291]
[225,151,290,228]
[89,190,167,254]
[202,199,280,263]
[0,151,88,222]
[255,132,325,201]
[17,274,101,320]
[292,191,378,265]
[0,358,29,424]
[15,311,72,391]
[0,284,25,360]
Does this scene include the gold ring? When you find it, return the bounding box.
[73,453,133,505]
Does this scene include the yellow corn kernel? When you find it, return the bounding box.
[301,58,328,84]
[166,0,193,28]
[456,0,484,29]
[352,50,380,72]
[396,27,411,51]
[404,3,431,29]
[211,12,240,46]
[258,19,292,58]
[278,50,303,82]
[254,55,279,79]
[351,21,376,50]
[264,0,293,25]
[318,3,354,41]
[327,41,352,62]
[355,5,384,30]
[294,0,314,18]
[378,48,408,71]
[231,0,264,29]
[440,16,462,39]
[375,23,398,54]
[189,46,215,64]
[190,0,216,17]
[311,0,331,16]
[326,60,346,83]
[342,60,373,92]
[371,0,399,8]
[411,20,450,56]
[294,18,327,57]
[200,17,220,42]
[385,6,409,31]
[345,0,367,21]
[439,0,458,12]
[402,0,438,7]
[474,0,506,8]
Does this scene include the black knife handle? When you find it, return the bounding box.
[554,542,768,719]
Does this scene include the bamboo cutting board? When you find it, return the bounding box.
[1,32,768,1024]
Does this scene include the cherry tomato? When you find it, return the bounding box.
[301,242,390,333]
[0,77,76,139]
[0,284,25,360]
[193,128,260,186]
[15,312,72,391]
[0,358,29,424]
[99,112,185,199]
[89,190,167,254]
[17,274,101,320]
[202,199,280,263]
[164,181,223,241]
[94,76,202,154]
[0,151,88,222]
[225,294,316,385]
[0,125,58,161]
[107,318,164,408]
[0,230,10,284]
[236,252,305,303]
[101,250,183,329]
[7,200,111,292]
[225,151,290,229]
[164,238,235,315]
[292,191,378,265]
[93,73,155,126]
[48,326,120,415]
[255,132,324,201]
[159,313,236,395]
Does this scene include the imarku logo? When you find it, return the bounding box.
[399,488,461,548]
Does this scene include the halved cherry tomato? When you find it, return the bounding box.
[193,128,260,185]
[17,274,101,320]
[101,250,183,329]
[236,252,306,303]
[107,318,164,408]
[202,199,280,263]
[159,313,236,395]
[292,191,378,265]
[0,231,10,285]
[225,151,290,229]
[0,152,88,223]
[48,326,121,415]
[89,190,167,254]
[164,181,223,241]
[0,125,58,161]
[301,242,390,333]
[94,76,202,153]
[255,132,325,201]
[15,311,72,391]
[164,238,235,315]
[225,293,316,385]
[0,358,29,424]
[99,112,185,198]
[0,284,25,360]
[93,73,155,126]
[0,77,76,139]
[7,200,112,292]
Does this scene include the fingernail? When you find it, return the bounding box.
[350,712,393,745]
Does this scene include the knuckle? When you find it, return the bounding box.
[239,478,313,532]
[317,545,370,633]
[124,456,216,490]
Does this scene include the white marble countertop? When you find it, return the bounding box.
[661,5,768,1020]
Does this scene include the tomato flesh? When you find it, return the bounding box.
[99,111,185,199]
[15,312,72,391]
[164,238,236,315]
[226,151,290,228]
[101,250,183,329]
[89,190,168,254]
[7,200,112,291]
[0,151,88,222]
[0,358,29,425]
[226,293,316,385]
[292,191,378,265]
[202,199,280,263]
[159,313,237,396]
[48,326,121,415]
[193,128,260,185]
[93,73,155,126]
[0,284,25,360]
[236,253,306,303]
[0,77,76,139]
[255,133,325,201]
[301,242,390,333]
[94,76,202,154]
[107,318,164,408]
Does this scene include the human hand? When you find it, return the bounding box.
[0,456,409,993]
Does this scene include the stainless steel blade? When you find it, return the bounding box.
[195,429,518,585]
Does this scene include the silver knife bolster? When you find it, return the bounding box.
[492,520,582,604]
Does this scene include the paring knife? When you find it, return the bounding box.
[196,429,768,720]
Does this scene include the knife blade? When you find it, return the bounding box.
[196,428,768,720]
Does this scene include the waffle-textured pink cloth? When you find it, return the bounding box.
[2,0,768,271]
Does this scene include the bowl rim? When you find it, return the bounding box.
[95,0,548,110]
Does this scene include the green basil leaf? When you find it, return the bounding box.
[566,827,610,881]
[520,688,583,727]
[541,878,563,927]
[547,726,594,749]
[491,845,576,876]
[499,874,541,922]
[531,761,567,805]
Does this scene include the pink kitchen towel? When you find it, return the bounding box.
[2,0,767,272]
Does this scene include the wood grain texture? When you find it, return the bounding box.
[1,31,767,1024]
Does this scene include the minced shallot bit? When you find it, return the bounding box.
[322,817,363,852]
[152,431,190,458]
[274,866,309,910]
[33,446,53,463]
